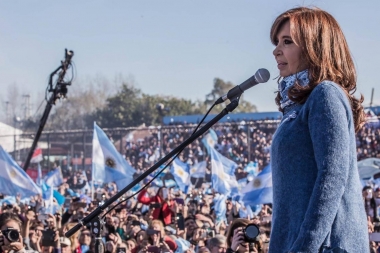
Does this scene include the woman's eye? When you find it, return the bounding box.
[284,39,293,45]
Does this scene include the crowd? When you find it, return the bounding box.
[0,176,273,253]
[1,118,380,253]
[123,119,380,174]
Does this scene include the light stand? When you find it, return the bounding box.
[23,49,74,171]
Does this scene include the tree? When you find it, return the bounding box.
[44,75,117,130]
[92,85,205,128]
[90,83,142,128]
[205,78,257,113]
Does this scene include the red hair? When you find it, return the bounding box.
[270,7,365,132]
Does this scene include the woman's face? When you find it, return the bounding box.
[136,231,146,244]
[149,224,162,241]
[273,21,307,77]
[1,220,21,246]
[126,240,136,250]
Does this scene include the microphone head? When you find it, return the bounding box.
[254,68,270,83]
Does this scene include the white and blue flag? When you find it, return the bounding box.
[80,170,91,194]
[241,164,273,205]
[44,167,63,188]
[92,123,136,190]
[189,161,206,179]
[244,161,259,176]
[201,129,218,152]
[0,146,41,198]
[36,163,43,186]
[209,147,239,196]
[213,194,227,223]
[218,151,238,176]
[202,130,238,176]
[170,158,190,193]
[238,201,254,219]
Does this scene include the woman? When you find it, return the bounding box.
[269,7,369,252]
[146,220,177,252]
[137,187,175,226]
[0,213,35,253]
[225,219,259,253]
[62,222,81,253]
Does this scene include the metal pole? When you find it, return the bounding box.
[120,130,123,155]
[47,133,50,170]
[14,126,16,161]
[82,131,86,171]
[247,123,251,162]
[159,126,163,159]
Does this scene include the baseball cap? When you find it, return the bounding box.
[60,237,71,246]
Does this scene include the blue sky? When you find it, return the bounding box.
[0,0,379,114]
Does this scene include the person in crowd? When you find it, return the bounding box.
[269,6,369,252]
[207,235,227,253]
[131,230,148,253]
[137,187,175,226]
[363,186,379,223]
[225,219,257,253]
[78,229,91,253]
[62,223,81,253]
[146,220,177,252]
[0,212,36,253]
[58,238,72,253]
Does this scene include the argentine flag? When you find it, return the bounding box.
[0,146,41,198]
[213,194,227,223]
[202,130,237,176]
[92,123,136,190]
[171,158,190,192]
[209,147,239,196]
[244,161,259,176]
[44,167,63,187]
[241,164,273,205]
[189,161,206,179]
[201,129,218,152]
[36,163,43,186]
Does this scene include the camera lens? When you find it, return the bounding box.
[243,224,260,243]
[7,230,20,242]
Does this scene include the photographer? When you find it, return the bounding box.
[21,210,41,253]
[225,219,258,253]
[146,220,177,252]
[0,212,35,253]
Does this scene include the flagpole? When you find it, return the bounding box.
[65,98,240,238]
[91,179,94,200]
[50,186,53,214]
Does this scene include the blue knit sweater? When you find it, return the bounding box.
[269,81,369,253]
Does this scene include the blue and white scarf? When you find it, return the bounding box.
[279,70,310,109]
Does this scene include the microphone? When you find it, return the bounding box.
[214,68,270,105]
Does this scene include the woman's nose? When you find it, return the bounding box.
[273,45,281,56]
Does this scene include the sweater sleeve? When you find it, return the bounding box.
[290,83,351,252]
[137,189,154,205]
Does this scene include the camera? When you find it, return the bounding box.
[242,224,260,243]
[2,228,20,242]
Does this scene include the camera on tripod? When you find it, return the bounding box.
[1,228,20,242]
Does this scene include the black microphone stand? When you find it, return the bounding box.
[65,98,240,240]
